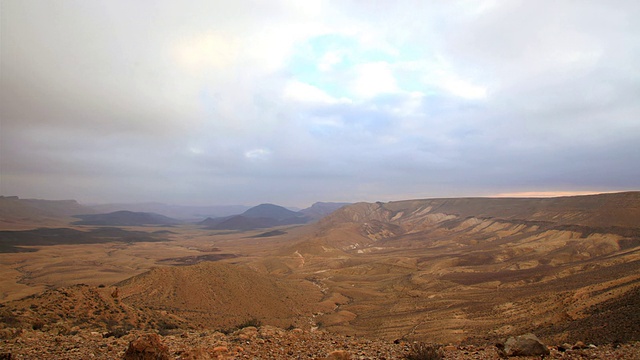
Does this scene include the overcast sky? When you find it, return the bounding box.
[1,0,639,207]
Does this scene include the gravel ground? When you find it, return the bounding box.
[1,326,639,359]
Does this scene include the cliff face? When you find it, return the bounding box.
[323,191,640,230]
[0,196,97,228]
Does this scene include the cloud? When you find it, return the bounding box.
[244,148,272,161]
[350,62,399,99]
[283,80,344,104]
[1,0,639,206]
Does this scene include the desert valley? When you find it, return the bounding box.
[0,192,638,359]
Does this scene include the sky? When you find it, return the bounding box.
[1,0,639,207]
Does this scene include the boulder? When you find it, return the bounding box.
[573,341,587,349]
[497,333,550,357]
[123,333,170,360]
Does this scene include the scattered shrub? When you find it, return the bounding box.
[0,311,20,327]
[404,343,444,360]
[103,327,130,338]
[237,318,261,329]
[220,318,262,334]
[32,320,45,330]
[157,320,179,336]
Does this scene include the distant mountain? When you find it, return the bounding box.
[207,215,279,230]
[242,203,304,220]
[201,203,310,230]
[300,202,351,220]
[73,211,181,226]
[198,216,229,227]
[88,202,250,220]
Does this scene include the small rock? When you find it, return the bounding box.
[499,333,550,357]
[179,347,212,360]
[236,326,258,340]
[558,343,573,352]
[259,325,284,339]
[573,341,587,349]
[212,346,228,356]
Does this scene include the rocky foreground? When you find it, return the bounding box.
[1,325,638,359]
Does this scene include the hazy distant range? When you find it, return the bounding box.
[87,203,253,220]
[87,202,349,221]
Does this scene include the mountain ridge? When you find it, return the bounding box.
[73,210,181,226]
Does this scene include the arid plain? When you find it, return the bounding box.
[1,192,639,358]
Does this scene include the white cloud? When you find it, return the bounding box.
[437,73,488,100]
[283,80,353,107]
[318,51,344,72]
[244,148,272,161]
[283,80,340,104]
[173,32,240,73]
[350,62,399,99]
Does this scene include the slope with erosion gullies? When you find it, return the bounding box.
[306,192,640,254]
[281,202,403,258]
[384,191,640,228]
[115,262,323,330]
[279,192,640,344]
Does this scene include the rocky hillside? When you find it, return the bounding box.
[322,191,640,229]
[0,281,638,359]
[300,202,351,220]
[277,192,640,344]
[115,262,322,330]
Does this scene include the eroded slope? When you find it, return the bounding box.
[276,192,640,344]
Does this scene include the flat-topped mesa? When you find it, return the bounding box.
[320,191,640,230]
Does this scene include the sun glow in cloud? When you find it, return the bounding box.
[492,191,623,198]
[174,32,240,72]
